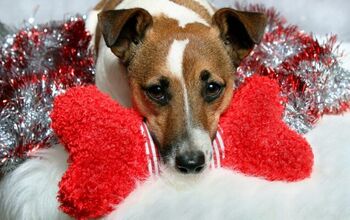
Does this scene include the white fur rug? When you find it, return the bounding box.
[105,111,350,220]
[1,111,349,220]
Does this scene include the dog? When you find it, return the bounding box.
[90,0,267,174]
[0,0,266,219]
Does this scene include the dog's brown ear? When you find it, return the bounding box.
[213,8,267,67]
[98,8,153,64]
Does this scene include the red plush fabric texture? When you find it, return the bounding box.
[51,76,314,219]
[51,86,148,220]
[220,76,314,181]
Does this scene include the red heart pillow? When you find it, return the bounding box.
[51,75,314,219]
[219,76,314,181]
[51,86,149,219]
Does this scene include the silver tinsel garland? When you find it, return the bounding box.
[0,16,95,174]
[236,4,350,133]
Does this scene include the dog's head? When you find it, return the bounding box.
[98,7,266,174]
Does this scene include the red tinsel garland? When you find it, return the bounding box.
[236,4,350,133]
[0,16,94,174]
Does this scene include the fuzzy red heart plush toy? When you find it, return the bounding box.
[51,75,314,219]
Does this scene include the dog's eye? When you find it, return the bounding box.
[146,85,167,104]
[204,82,223,102]
[206,82,222,97]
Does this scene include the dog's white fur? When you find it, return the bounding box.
[167,39,190,79]
[117,0,210,27]
[166,39,191,128]
[95,41,132,106]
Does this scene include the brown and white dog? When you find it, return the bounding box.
[0,0,267,219]
[89,0,267,174]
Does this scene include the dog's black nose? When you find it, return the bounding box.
[175,151,205,174]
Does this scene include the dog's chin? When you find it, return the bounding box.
[159,163,210,190]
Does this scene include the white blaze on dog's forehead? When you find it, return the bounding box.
[167,39,191,126]
[116,0,209,27]
[167,39,190,78]
[183,84,191,128]
[166,39,191,129]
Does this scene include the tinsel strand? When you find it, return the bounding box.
[0,16,95,174]
[236,4,350,133]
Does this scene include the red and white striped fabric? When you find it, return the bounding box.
[209,126,225,169]
[141,122,225,176]
[140,122,160,176]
